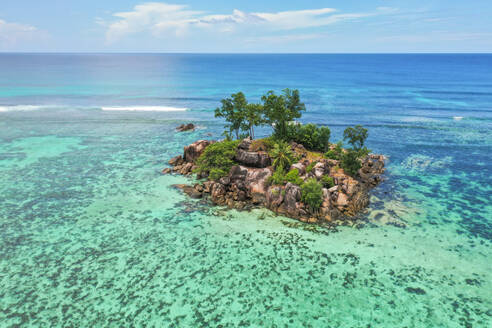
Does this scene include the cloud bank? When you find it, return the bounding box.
[0,19,41,48]
[105,2,386,42]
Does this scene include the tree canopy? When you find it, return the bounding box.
[343,125,368,150]
[262,89,305,140]
[215,92,264,140]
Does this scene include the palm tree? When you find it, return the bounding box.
[269,141,295,171]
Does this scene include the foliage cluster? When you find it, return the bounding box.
[215,92,265,140]
[325,141,344,160]
[287,123,331,152]
[194,140,240,180]
[216,89,307,142]
[340,150,362,177]
[339,125,371,177]
[269,141,296,170]
[301,178,324,211]
[343,125,368,150]
[321,175,335,188]
[267,165,287,186]
[284,169,304,185]
[267,167,304,187]
[250,137,276,152]
[306,161,317,173]
[261,89,306,140]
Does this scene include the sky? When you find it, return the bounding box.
[0,0,491,53]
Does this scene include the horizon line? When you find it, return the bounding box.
[1,51,492,55]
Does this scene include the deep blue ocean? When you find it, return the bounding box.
[0,54,491,327]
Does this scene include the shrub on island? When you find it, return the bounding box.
[287,123,331,152]
[250,137,276,152]
[306,161,316,174]
[267,165,286,186]
[284,168,304,185]
[194,140,240,180]
[301,178,324,211]
[325,141,344,160]
[321,175,335,188]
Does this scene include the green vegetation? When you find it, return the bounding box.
[321,175,335,188]
[337,125,371,177]
[250,137,276,152]
[242,103,264,140]
[214,92,247,140]
[262,89,306,141]
[194,140,240,180]
[306,161,317,173]
[287,123,331,152]
[343,125,368,151]
[325,141,344,160]
[268,167,304,186]
[215,92,264,140]
[284,169,304,185]
[340,149,362,177]
[301,178,324,211]
[267,166,287,186]
[269,141,295,170]
[210,90,374,182]
[216,89,307,142]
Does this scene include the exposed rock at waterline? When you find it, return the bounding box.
[176,123,195,132]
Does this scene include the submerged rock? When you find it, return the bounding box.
[173,184,202,199]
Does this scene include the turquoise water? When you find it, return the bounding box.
[0,54,491,327]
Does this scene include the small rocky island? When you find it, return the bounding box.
[164,89,386,225]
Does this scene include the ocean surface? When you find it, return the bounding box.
[0,54,491,327]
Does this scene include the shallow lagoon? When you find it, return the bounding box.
[0,54,491,327]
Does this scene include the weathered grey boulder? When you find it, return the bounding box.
[169,155,184,166]
[290,162,306,175]
[313,162,326,179]
[238,137,252,150]
[203,181,214,193]
[228,165,271,204]
[244,167,271,203]
[184,140,213,163]
[266,186,284,209]
[244,167,271,194]
[284,183,301,213]
[211,183,226,204]
[179,162,193,175]
[229,165,248,181]
[336,192,349,207]
[219,177,231,186]
[235,149,271,168]
[359,154,385,186]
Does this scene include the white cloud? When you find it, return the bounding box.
[106,2,204,41]
[105,2,390,42]
[0,19,41,48]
